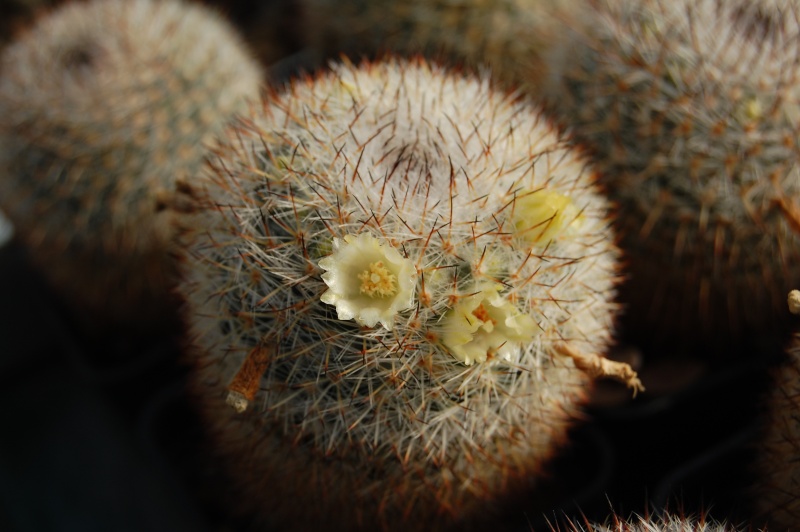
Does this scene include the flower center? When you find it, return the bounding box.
[471,304,496,325]
[358,261,397,298]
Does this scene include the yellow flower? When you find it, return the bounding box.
[319,233,416,330]
[441,283,537,365]
[512,189,580,245]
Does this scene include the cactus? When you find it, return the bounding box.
[178,57,633,531]
[554,511,744,531]
[0,0,262,335]
[297,0,591,91]
[539,0,800,354]
[534,0,800,355]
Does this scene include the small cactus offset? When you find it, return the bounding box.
[0,0,262,335]
[298,0,591,91]
[179,58,632,530]
[538,0,800,355]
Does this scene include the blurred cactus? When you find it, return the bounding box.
[539,0,800,355]
[178,58,630,530]
[0,0,262,335]
[555,511,744,531]
[297,0,592,90]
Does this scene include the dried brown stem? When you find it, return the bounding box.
[226,344,272,413]
[553,341,645,396]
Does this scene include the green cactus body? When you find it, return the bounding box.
[299,0,590,91]
[178,57,623,531]
[538,0,800,355]
[0,0,262,335]
[755,331,800,529]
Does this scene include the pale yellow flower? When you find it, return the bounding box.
[319,233,416,330]
[512,189,580,245]
[441,283,537,365]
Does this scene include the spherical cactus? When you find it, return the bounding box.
[178,57,635,531]
[297,0,592,91]
[537,0,800,355]
[555,511,743,531]
[0,0,262,335]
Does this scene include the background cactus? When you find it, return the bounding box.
[553,511,744,531]
[754,324,800,529]
[297,0,592,91]
[536,0,800,356]
[0,0,262,336]
[178,58,628,530]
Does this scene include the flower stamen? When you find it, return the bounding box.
[319,232,416,330]
[441,282,537,365]
[358,261,397,297]
[471,303,496,326]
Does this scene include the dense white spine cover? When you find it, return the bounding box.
[558,512,743,532]
[180,58,621,530]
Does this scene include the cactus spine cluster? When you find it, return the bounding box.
[555,511,744,531]
[298,0,590,91]
[179,58,628,530]
[0,0,262,334]
[537,0,800,354]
